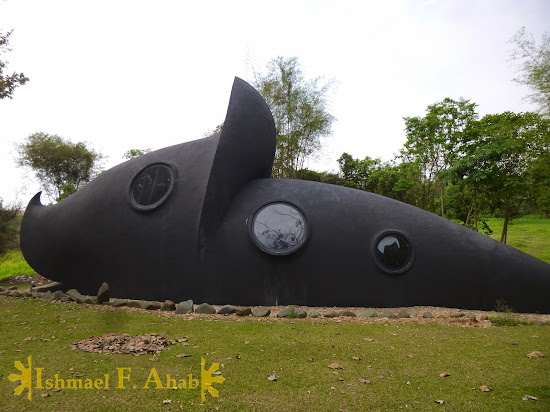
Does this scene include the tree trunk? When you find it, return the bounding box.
[474,189,478,232]
[440,183,445,218]
[500,196,509,244]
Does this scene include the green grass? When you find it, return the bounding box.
[482,215,550,263]
[0,296,549,411]
[0,249,35,280]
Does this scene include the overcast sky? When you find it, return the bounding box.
[1,0,549,206]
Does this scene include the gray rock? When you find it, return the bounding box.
[31,291,42,298]
[8,285,17,290]
[409,313,418,319]
[217,305,237,315]
[195,303,216,314]
[464,312,477,320]
[396,310,410,319]
[161,300,176,311]
[97,282,110,304]
[381,311,396,319]
[423,312,434,318]
[277,307,295,318]
[112,298,128,307]
[294,309,307,318]
[20,291,31,298]
[127,300,143,308]
[340,310,357,317]
[60,296,71,302]
[359,310,378,318]
[0,286,5,292]
[252,307,271,317]
[323,310,339,318]
[532,320,544,326]
[66,289,82,301]
[100,301,112,306]
[9,290,21,297]
[450,312,465,318]
[0,290,7,295]
[308,310,320,318]
[141,301,162,310]
[43,290,53,300]
[175,300,194,314]
[84,296,97,304]
[32,282,64,293]
[236,307,252,316]
[53,290,68,301]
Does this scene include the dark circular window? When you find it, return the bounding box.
[374,232,413,274]
[130,163,176,210]
[250,202,308,255]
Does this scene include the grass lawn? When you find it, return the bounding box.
[0,249,35,280]
[483,215,550,263]
[1,296,549,411]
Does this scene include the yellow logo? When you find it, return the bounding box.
[201,356,225,403]
[8,355,33,401]
[8,355,225,404]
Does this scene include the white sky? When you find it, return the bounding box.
[1,0,549,206]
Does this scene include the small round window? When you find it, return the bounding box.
[130,163,176,210]
[250,202,308,255]
[374,231,413,274]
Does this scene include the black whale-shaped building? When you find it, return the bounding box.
[20,78,550,313]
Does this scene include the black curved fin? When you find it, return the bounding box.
[199,77,276,244]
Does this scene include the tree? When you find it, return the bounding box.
[0,30,29,99]
[509,28,550,117]
[451,112,549,243]
[123,148,151,159]
[0,199,20,256]
[253,57,335,179]
[16,133,103,202]
[401,98,479,217]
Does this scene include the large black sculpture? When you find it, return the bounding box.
[20,78,550,313]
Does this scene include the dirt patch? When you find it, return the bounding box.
[71,333,187,355]
[0,274,50,285]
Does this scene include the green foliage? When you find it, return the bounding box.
[0,200,20,256]
[509,27,550,117]
[122,148,151,159]
[253,57,335,179]
[16,132,103,202]
[401,98,479,217]
[0,30,29,99]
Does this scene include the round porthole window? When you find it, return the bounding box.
[130,163,176,211]
[374,231,413,274]
[250,202,308,255]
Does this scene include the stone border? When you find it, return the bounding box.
[1,283,550,327]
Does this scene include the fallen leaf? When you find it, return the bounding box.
[328,363,343,370]
[526,351,545,359]
[24,336,36,341]
[193,345,200,349]
[235,354,241,359]
[406,381,411,385]
[41,393,50,398]
[439,372,451,378]
[163,399,172,404]
[435,400,444,404]
[359,378,372,384]
[363,338,374,342]
[244,341,249,345]
[480,385,492,392]
[522,395,538,401]
[267,372,279,381]
[149,357,158,362]
[308,357,313,362]
[176,353,191,358]
[52,388,62,392]
[351,356,360,361]
[330,386,336,390]
[406,354,413,358]
[0,350,4,355]
[338,377,344,381]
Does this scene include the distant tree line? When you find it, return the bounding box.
[299,101,550,244]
